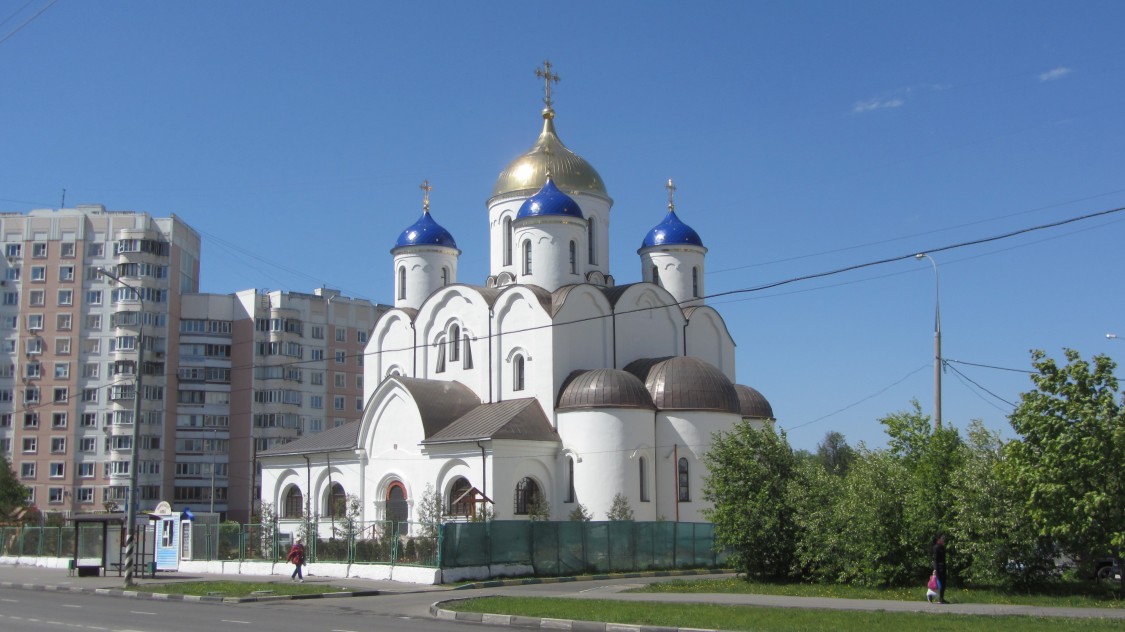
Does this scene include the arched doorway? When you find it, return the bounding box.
[386,482,408,535]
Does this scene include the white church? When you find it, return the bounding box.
[259,66,774,533]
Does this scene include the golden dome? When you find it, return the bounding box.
[491,109,607,200]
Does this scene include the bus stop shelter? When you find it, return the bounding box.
[67,513,125,577]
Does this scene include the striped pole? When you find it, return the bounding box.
[123,530,135,586]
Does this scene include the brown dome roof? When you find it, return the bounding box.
[625,356,741,413]
[557,369,655,410]
[734,384,775,420]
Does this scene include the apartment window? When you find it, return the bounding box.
[355,375,363,389]
[28,290,44,306]
[32,242,47,257]
[334,373,346,388]
[58,265,75,281]
[0,389,10,403]
[357,331,367,343]
[57,289,73,306]
[335,327,346,342]
[82,388,99,403]
[30,265,46,281]
[24,412,38,427]
[77,488,93,503]
[88,243,104,257]
[81,412,97,427]
[334,350,345,364]
[56,313,72,330]
[83,363,99,378]
[48,487,64,503]
[20,462,35,478]
[78,462,95,477]
[333,395,345,411]
[5,244,21,257]
[356,354,363,367]
[0,413,10,427]
[2,292,17,306]
[49,462,64,478]
[85,290,102,305]
[5,267,19,281]
[311,325,324,339]
[84,339,100,354]
[0,438,8,452]
[54,363,69,379]
[356,397,363,411]
[80,438,96,453]
[24,388,40,405]
[310,395,323,409]
[2,315,15,328]
[310,349,324,361]
[61,242,76,258]
[53,387,68,403]
[27,313,43,330]
[310,371,324,385]
[22,437,37,453]
[1,340,13,352]
[25,361,41,378]
[51,437,66,453]
[26,337,43,354]
[51,412,67,428]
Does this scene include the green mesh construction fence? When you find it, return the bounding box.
[440,521,725,574]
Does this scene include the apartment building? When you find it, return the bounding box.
[0,206,200,518]
[0,206,386,523]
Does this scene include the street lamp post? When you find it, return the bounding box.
[1108,333,1120,342]
[915,253,942,430]
[97,266,143,587]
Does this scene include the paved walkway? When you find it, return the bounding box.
[1,563,1122,623]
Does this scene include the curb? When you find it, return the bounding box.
[452,569,732,590]
[0,580,380,603]
[431,599,718,632]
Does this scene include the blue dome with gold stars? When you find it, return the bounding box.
[516,177,585,220]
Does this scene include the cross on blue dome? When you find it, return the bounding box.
[641,209,703,248]
[516,177,585,220]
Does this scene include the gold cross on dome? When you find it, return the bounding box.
[666,179,677,211]
[420,179,432,212]
[535,60,560,109]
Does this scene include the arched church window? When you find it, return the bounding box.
[523,241,532,276]
[435,338,447,374]
[569,240,577,274]
[327,482,347,518]
[651,265,661,287]
[386,482,408,534]
[462,335,473,369]
[513,355,525,391]
[565,456,575,503]
[587,221,596,265]
[441,267,450,287]
[397,267,406,300]
[678,457,691,502]
[514,477,541,515]
[692,267,700,298]
[284,486,303,518]
[639,457,649,502]
[449,477,472,516]
[503,217,513,266]
[449,324,461,362]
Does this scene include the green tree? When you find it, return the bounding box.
[607,493,634,521]
[527,495,551,521]
[815,431,856,476]
[0,454,30,517]
[1006,349,1125,587]
[416,484,445,539]
[568,503,592,521]
[703,420,800,580]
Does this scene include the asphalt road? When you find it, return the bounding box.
[0,586,458,632]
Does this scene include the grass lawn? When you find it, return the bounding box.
[447,596,1125,632]
[136,580,368,597]
[630,577,1125,609]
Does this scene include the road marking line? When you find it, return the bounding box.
[1,598,18,602]
[221,620,252,625]
[129,610,157,615]
[63,604,82,608]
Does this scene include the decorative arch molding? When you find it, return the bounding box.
[560,447,583,464]
[504,346,532,364]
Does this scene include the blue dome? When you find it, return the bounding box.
[393,211,457,250]
[515,178,584,220]
[641,210,703,248]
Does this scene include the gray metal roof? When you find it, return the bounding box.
[423,398,559,444]
[625,356,741,413]
[258,420,362,457]
[557,368,655,410]
[734,384,775,420]
[395,377,482,438]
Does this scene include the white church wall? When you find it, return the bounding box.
[556,409,653,520]
[654,410,739,522]
[394,248,458,311]
[551,286,613,402]
[493,288,554,413]
[489,440,557,520]
[684,307,737,381]
[613,285,685,368]
[488,199,523,278]
[512,220,587,292]
[368,310,415,388]
[574,193,611,278]
[642,249,705,308]
[415,286,492,399]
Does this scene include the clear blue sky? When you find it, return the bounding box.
[3,1,1123,451]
